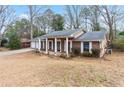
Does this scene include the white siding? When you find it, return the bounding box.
[35,41,39,49]
[31,41,35,48]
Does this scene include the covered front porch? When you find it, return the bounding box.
[37,37,73,57]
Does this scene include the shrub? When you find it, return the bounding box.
[1,38,8,47]
[8,35,21,50]
[72,48,80,56]
[91,49,100,57]
[81,51,92,57]
[112,38,124,52]
[60,53,66,58]
[119,31,124,35]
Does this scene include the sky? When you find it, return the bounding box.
[11,5,64,18]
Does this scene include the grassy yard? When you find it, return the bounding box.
[0,51,124,87]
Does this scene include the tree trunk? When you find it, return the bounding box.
[29,5,33,40]
[109,25,114,43]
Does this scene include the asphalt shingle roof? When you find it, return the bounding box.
[75,31,106,41]
[32,30,106,42]
[45,29,79,37]
[32,29,80,41]
[32,35,47,41]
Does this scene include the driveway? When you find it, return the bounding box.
[0,48,34,57]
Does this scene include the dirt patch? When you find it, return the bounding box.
[0,51,124,87]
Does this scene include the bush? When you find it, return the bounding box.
[112,38,124,52]
[59,53,67,58]
[8,35,21,50]
[1,38,8,47]
[72,48,80,56]
[81,51,92,57]
[91,49,100,57]
[119,31,124,35]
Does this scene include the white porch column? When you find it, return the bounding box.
[89,42,92,53]
[81,41,84,53]
[54,37,57,55]
[38,38,41,51]
[52,40,53,50]
[46,38,48,54]
[70,40,72,52]
[66,37,69,57]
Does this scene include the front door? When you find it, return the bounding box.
[57,41,61,52]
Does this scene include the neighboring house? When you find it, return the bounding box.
[20,38,30,48]
[31,29,108,57]
[16,27,31,48]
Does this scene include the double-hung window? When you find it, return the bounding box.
[84,42,89,52]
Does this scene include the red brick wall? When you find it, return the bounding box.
[72,41,81,50]
[92,41,100,49]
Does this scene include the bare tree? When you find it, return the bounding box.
[28,5,47,40]
[65,5,82,29]
[34,8,54,33]
[89,5,101,31]
[100,6,123,42]
[0,6,15,33]
[80,5,101,31]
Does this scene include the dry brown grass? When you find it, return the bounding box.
[0,47,9,51]
[0,51,124,87]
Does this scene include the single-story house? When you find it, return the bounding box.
[31,29,108,57]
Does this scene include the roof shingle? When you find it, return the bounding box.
[75,31,106,41]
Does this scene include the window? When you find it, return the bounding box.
[84,42,89,52]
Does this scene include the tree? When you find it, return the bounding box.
[90,5,101,31]
[52,14,64,31]
[34,8,54,33]
[0,6,15,32]
[65,5,82,29]
[8,34,21,50]
[33,31,46,38]
[4,18,30,39]
[80,6,101,31]
[28,5,47,40]
[100,6,123,42]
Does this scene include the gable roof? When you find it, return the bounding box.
[32,29,83,41]
[75,31,106,41]
[32,34,47,41]
[45,29,81,38]
[32,30,106,42]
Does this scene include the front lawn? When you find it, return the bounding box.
[0,51,124,86]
